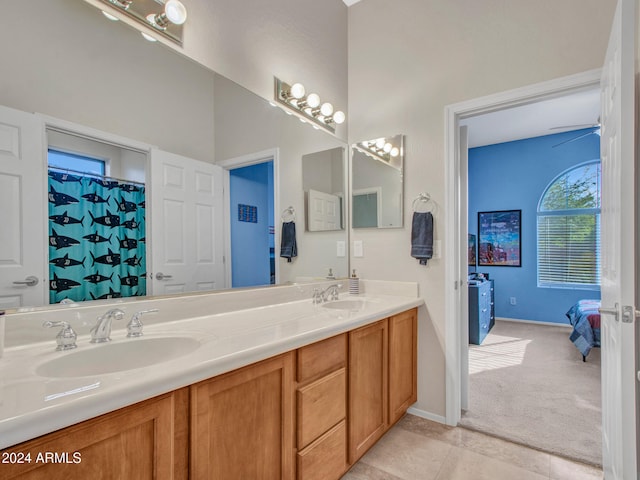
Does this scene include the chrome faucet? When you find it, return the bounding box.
[312,284,342,304]
[126,309,159,337]
[43,320,77,351]
[90,308,125,343]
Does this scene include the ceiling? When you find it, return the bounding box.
[460,88,600,148]
[343,0,363,6]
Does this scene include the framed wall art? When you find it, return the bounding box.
[477,210,521,267]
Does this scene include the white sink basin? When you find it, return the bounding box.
[36,336,201,378]
[322,299,367,311]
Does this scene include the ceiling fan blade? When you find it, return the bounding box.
[551,130,595,148]
[549,123,598,130]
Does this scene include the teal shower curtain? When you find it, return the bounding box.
[48,168,146,303]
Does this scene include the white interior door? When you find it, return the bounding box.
[149,148,225,295]
[599,0,637,478]
[459,126,470,411]
[0,105,46,308]
[307,189,340,231]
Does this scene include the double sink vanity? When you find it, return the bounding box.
[0,280,422,479]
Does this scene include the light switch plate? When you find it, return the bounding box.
[337,241,346,257]
[433,240,441,259]
[353,240,363,257]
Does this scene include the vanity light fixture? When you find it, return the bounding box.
[274,77,345,134]
[97,0,187,45]
[355,137,402,164]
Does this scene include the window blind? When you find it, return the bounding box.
[537,213,600,287]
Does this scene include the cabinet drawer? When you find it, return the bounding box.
[297,333,346,383]
[297,368,346,449]
[297,420,348,480]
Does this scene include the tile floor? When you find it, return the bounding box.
[340,414,603,480]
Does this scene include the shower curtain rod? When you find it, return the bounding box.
[48,166,145,186]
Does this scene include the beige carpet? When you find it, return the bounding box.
[460,319,602,467]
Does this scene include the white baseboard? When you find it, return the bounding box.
[406,406,446,425]
[496,317,571,329]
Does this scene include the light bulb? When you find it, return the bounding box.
[333,111,345,124]
[146,13,159,27]
[375,138,386,149]
[290,83,306,99]
[390,147,400,157]
[320,102,334,116]
[165,0,188,25]
[102,11,119,21]
[383,143,392,153]
[306,93,320,108]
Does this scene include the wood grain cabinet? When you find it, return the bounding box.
[348,308,418,464]
[296,334,348,480]
[348,319,389,464]
[388,308,418,425]
[0,388,189,480]
[190,352,295,480]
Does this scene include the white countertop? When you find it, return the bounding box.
[0,293,423,450]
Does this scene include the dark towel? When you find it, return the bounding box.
[411,212,433,265]
[280,221,298,263]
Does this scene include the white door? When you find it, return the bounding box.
[459,126,470,411]
[149,148,225,295]
[599,0,637,478]
[307,189,341,231]
[0,105,46,308]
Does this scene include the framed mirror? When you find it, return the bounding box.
[352,134,404,228]
[302,147,346,232]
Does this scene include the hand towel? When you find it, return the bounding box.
[280,221,298,263]
[411,211,433,265]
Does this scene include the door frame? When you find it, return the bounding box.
[443,68,602,426]
[38,114,153,296]
[218,148,280,288]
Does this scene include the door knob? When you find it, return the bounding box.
[13,276,39,287]
[155,272,173,280]
[599,303,619,321]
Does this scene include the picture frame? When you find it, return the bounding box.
[468,234,477,266]
[478,210,521,267]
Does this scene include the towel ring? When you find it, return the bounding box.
[281,206,296,222]
[412,193,437,215]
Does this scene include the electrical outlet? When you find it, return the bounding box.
[510,297,517,305]
[336,241,346,257]
[353,240,364,257]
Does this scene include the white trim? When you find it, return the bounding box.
[444,69,602,427]
[495,317,572,329]
[406,406,447,425]
[219,148,280,286]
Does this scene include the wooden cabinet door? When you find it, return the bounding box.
[190,352,295,480]
[389,308,418,425]
[348,319,388,464]
[0,389,189,480]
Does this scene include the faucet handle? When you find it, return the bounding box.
[43,320,77,351]
[127,309,159,337]
[329,284,342,301]
[312,288,323,305]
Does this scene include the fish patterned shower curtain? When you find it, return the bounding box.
[48,169,146,303]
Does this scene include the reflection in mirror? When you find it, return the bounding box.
[302,147,345,232]
[0,0,348,310]
[352,135,404,228]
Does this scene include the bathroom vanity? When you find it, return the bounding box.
[0,282,421,479]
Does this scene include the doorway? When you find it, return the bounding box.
[445,72,605,464]
[219,149,279,289]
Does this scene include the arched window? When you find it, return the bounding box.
[537,161,601,288]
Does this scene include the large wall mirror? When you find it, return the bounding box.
[0,0,348,310]
[352,135,404,228]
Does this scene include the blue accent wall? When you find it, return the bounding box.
[468,128,600,324]
[230,162,273,287]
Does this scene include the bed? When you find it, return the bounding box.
[566,299,601,361]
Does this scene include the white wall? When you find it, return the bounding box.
[348,0,617,418]
[84,0,349,141]
[1,0,216,162]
